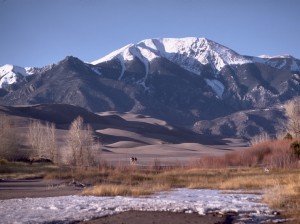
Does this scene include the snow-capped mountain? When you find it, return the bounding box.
[91,37,300,75]
[90,37,299,98]
[0,64,55,90]
[91,37,253,76]
[0,37,299,138]
[0,64,32,88]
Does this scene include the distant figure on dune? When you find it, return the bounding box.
[130,157,137,165]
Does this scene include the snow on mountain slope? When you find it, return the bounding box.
[91,44,135,65]
[90,37,259,95]
[92,37,300,77]
[205,79,225,98]
[91,37,253,75]
[0,64,56,89]
[253,54,300,72]
[25,66,38,75]
[159,37,252,73]
[0,64,31,88]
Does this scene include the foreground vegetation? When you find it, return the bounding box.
[1,160,299,222]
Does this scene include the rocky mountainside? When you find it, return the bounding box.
[193,105,287,139]
[0,37,299,139]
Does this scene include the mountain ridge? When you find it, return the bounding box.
[1,37,299,139]
[1,37,300,91]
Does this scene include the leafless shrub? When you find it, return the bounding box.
[250,132,271,146]
[150,158,162,171]
[192,139,299,169]
[66,116,100,168]
[231,140,297,168]
[266,150,294,168]
[290,141,300,159]
[285,98,300,138]
[193,155,226,168]
[28,120,57,163]
[0,115,23,161]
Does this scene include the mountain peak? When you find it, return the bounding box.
[61,56,82,63]
[91,37,252,75]
[57,56,86,69]
[0,64,14,71]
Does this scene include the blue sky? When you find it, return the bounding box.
[0,0,299,67]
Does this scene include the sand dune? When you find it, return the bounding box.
[0,104,248,165]
[97,128,163,145]
[106,141,145,148]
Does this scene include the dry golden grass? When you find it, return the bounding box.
[83,182,171,197]
[263,175,300,223]
[74,166,300,222]
[65,166,299,203]
[83,184,143,196]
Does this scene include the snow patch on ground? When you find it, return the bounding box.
[205,79,225,97]
[0,189,275,224]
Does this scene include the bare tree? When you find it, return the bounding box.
[28,120,57,163]
[47,122,57,162]
[0,115,20,161]
[285,98,300,138]
[66,117,99,167]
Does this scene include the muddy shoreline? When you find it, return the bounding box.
[0,178,81,200]
[79,211,234,224]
